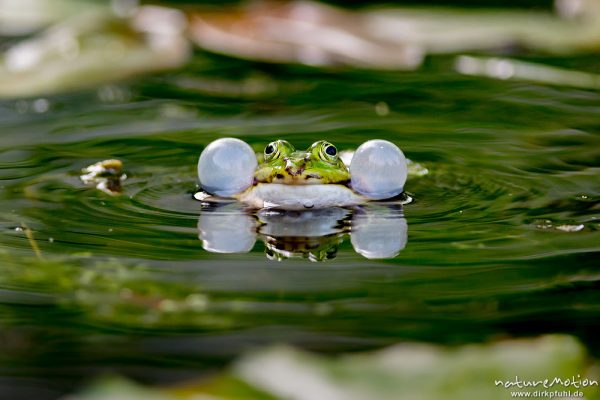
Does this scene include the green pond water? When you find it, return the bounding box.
[1,53,600,398]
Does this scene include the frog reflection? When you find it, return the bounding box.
[197,203,407,261]
[259,208,349,261]
[264,234,343,262]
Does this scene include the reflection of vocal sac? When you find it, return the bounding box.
[197,204,407,261]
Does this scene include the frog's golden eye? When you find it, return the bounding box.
[325,144,337,156]
[264,140,293,161]
[319,141,338,162]
[265,143,275,156]
[264,142,277,161]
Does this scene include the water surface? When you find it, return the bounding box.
[1,54,599,398]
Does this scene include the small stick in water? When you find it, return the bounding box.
[21,222,42,260]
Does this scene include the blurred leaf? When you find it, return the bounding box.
[68,335,600,400]
[0,6,190,98]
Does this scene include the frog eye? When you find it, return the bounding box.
[318,141,338,162]
[264,141,278,160]
[264,140,293,161]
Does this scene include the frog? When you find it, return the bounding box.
[254,139,350,185]
[196,137,409,210]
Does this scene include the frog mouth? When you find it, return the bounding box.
[285,165,305,176]
[274,171,323,184]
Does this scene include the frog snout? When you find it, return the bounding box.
[284,158,305,176]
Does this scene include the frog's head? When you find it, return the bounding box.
[255,140,350,185]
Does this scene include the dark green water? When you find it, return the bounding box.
[1,54,600,398]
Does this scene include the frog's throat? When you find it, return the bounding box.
[235,183,366,210]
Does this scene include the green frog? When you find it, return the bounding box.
[237,140,366,209]
[254,140,350,185]
[197,137,409,210]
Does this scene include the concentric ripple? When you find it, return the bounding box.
[2,150,598,266]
